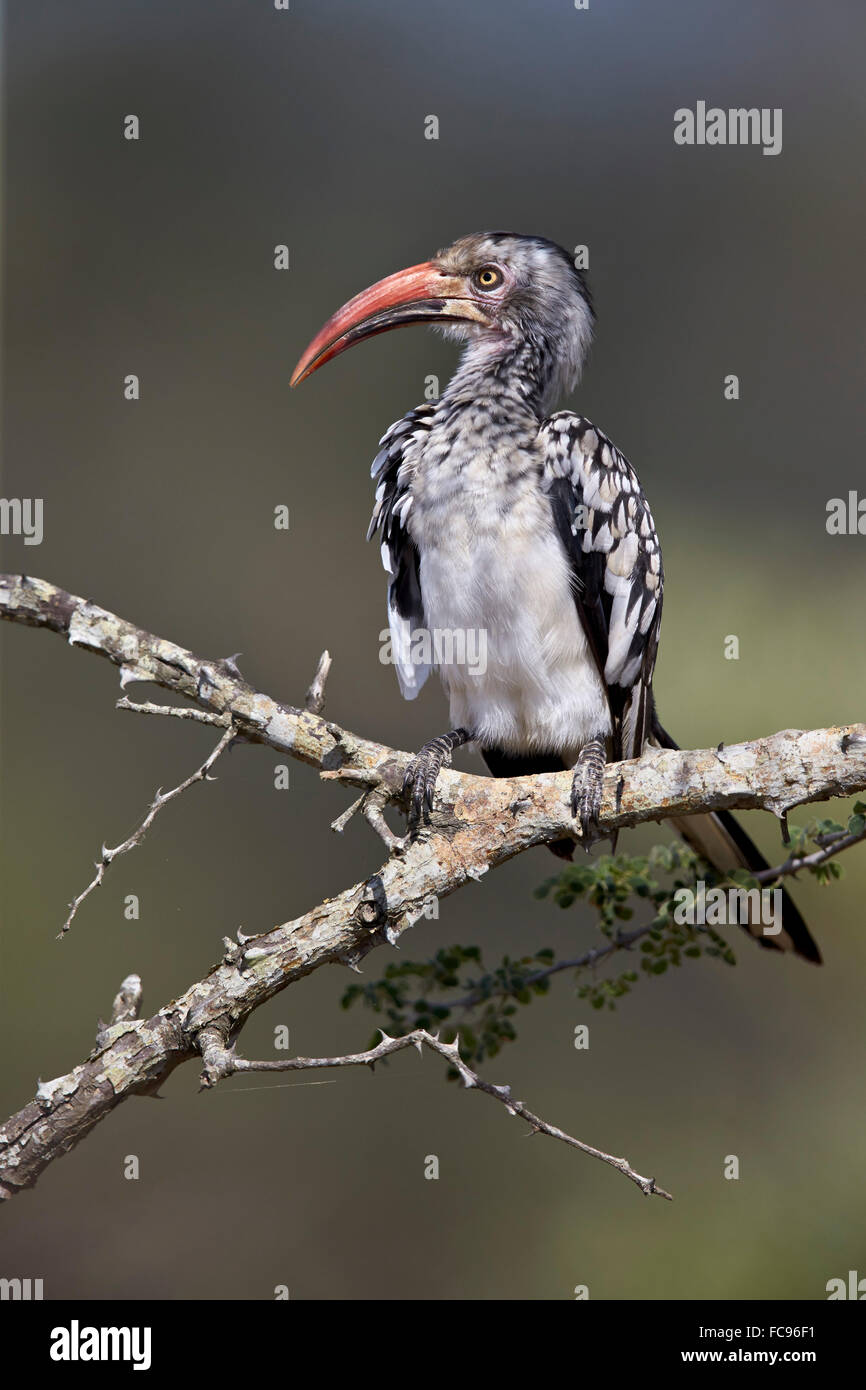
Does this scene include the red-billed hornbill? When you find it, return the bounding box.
[292,232,820,963]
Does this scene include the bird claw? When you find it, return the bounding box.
[570,740,606,848]
[572,782,602,846]
[403,744,447,833]
[402,729,469,835]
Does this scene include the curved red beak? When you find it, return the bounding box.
[290,260,492,387]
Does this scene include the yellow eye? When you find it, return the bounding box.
[474,265,503,291]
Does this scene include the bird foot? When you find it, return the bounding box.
[570,739,606,848]
[403,728,470,834]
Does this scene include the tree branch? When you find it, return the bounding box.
[196,1027,672,1199]
[755,822,866,885]
[1,572,864,1202]
[60,719,237,936]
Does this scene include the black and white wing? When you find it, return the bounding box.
[541,412,664,761]
[366,402,437,700]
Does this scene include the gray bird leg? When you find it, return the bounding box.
[403,727,471,831]
[570,737,607,847]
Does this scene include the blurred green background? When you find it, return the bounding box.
[1,0,864,1299]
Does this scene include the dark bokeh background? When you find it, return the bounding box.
[1,0,864,1299]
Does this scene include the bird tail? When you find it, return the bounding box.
[651,720,821,964]
[483,735,822,962]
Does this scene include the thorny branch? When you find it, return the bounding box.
[196,1027,671,1199]
[94,974,143,1049]
[1,573,864,1203]
[304,648,332,716]
[755,822,866,885]
[60,719,237,936]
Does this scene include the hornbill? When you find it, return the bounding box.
[291,232,820,963]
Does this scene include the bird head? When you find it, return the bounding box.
[290,232,594,400]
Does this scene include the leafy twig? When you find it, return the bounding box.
[755,803,866,886]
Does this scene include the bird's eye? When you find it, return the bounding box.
[473,265,503,292]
